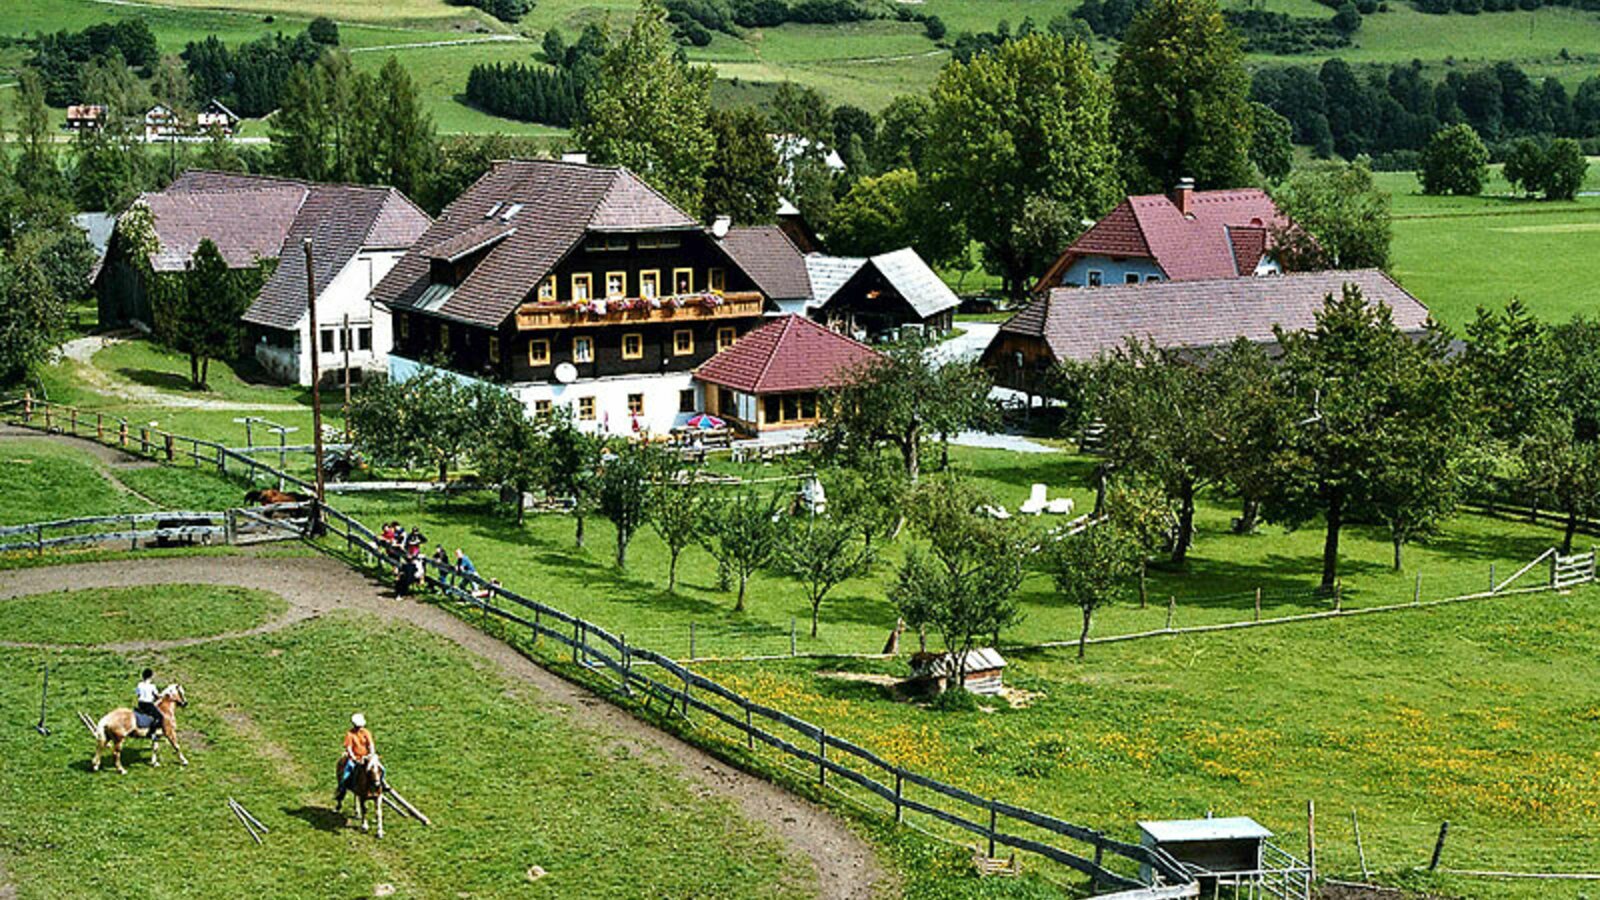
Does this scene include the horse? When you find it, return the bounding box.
[335,755,385,838]
[91,684,189,775]
[244,488,308,506]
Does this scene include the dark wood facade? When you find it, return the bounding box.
[980,331,1057,396]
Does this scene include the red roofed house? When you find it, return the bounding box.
[372,158,781,435]
[95,170,432,386]
[1034,179,1293,292]
[695,314,881,433]
[982,270,1432,397]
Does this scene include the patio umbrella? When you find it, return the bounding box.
[685,413,725,429]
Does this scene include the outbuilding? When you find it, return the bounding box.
[1137,817,1272,886]
[908,647,1007,696]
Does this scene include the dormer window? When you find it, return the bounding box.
[485,201,503,219]
[638,234,682,250]
[537,276,556,302]
[589,236,629,252]
[499,203,523,222]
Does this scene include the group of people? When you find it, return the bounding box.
[378,521,479,596]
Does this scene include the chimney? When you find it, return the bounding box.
[561,152,589,165]
[711,215,732,238]
[1170,177,1195,214]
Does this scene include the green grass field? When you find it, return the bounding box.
[696,586,1600,899]
[0,611,813,899]
[0,439,152,525]
[0,583,284,644]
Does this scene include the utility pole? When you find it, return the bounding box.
[304,239,327,528]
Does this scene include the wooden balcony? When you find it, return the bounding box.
[515,292,765,331]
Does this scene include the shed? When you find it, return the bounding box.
[1137,816,1271,883]
[909,647,1007,696]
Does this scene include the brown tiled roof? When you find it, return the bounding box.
[141,187,307,272]
[995,269,1432,364]
[372,160,703,328]
[694,314,881,394]
[717,225,812,301]
[244,186,432,330]
[1038,188,1292,288]
[1227,226,1269,276]
[425,221,516,262]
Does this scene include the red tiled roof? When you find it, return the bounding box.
[994,270,1431,364]
[694,315,881,394]
[718,225,812,301]
[1038,188,1292,288]
[372,159,701,328]
[1227,225,1269,276]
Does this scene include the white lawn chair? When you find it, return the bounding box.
[1046,497,1075,515]
[1019,483,1049,515]
[980,504,1012,520]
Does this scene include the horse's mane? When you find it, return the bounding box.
[161,684,182,699]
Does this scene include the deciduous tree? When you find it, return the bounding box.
[1041,517,1140,658]
[598,439,666,568]
[704,490,785,612]
[1270,161,1392,270]
[702,107,781,224]
[648,472,705,591]
[1419,123,1489,196]
[781,510,873,637]
[828,168,965,268]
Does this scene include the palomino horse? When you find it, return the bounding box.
[91,684,189,775]
[336,755,385,838]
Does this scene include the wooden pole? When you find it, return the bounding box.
[304,239,327,520]
[1489,563,1496,593]
[894,771,904,823]
[1429,821,1449,871]
[1414,571,1422,605]
[342,312,351,441]
[987,802,998,859]
[230,798,270,834]
[1307,800,1317,883]
[1254,587,1262,622]
[690,621,696,661]
[229,801,263,845]
[790,617,797,656]
[1165,596,1176,630]
[1352,808,1369,881]
[818,728,827,785]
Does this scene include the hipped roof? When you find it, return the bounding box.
[694,314,881,394]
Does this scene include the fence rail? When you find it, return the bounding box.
[0,510,226,554]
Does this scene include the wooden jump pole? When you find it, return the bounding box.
[1352,808,1370,881]
[230,798,269,834]
[228,800,263,845]
[1429,821,1450,871]
[385,786,431,826]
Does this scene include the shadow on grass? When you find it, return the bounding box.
[283,805,345,832]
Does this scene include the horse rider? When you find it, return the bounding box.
[135,668,163,733]
[335,713,377,805]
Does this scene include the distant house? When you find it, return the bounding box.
[94,170,432,386]
[716,224,815,315]
[775,198,823,255]
[1035,179,1294,292]
[64,105,105,132]
[694,314,880,433]
[195,99,240,136]
[143,104,183,142]
[981,269,1432,396]
[372,158,780,434]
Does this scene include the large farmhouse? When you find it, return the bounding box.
[982,269,1433,396]
[1034,180,1293,291]
[95,170,432,387]
[372,159,778,434]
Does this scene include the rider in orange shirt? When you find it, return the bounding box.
[335,713,376,805]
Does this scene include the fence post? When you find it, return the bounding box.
[35,524,44,556]
[1428,821,1450,871]
[987,802,997,859]
[1333,582,1342,612]
[1551,548,1559,588]
[573,621,582,664]
[1254,588,1261,622]
[21,390,31,422]
[818,728,826,785]
[690,622,696,662]
[745,705,754,750]
[96,413,103,441]
[1414,571,1422,606]
[1489,563,1495,593]
[1165,596,1175,630]
[69,408,77,434]
[894,771,903,823]
[128,515,137,551]
[118,420,127,447]
[790,617,797,657]
[620,634,632,696]
[43,403,51,430]
[681,672,692,723]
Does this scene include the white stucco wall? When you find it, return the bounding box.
[1059,255,1167,288]
[389,354,702,437]
[257,249,406,386]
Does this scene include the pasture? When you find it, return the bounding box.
[0,587,819,899]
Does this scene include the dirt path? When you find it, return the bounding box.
[1,556,887,899]
[57,335,304,412]
[0,423,164,507]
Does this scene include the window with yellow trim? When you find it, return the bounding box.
[622,332,643,360]
[717,326,736,351]
[673,268,694,294]
[606,271,626,299]
[571,273,592,301]
[627,393,644,416]
[578,397,595,420]
[528,339,551,366]
[672,329,693,356]
[534,399,552,415]
[708,268,726,292]
[439,323,450,349]
[488,335,501,364]
[537,276,556,302]
[573,336,594,363]
[639,270,660,299]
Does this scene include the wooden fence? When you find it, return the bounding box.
[1,397,1210,894]
[0,511,225,554]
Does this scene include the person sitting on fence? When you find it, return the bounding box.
[135,668,163,732]
[380,522,397,548]
[335,713,377,806]
[471,578,500,600]
[431,544,449,576]
[455,548,477,588]
[405,530,425,558]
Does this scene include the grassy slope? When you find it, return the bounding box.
[0,583,284,643]
[0,614,811,899]
[1378,167,1600,329]
[698,587,1600,899]
[0,438,151,525]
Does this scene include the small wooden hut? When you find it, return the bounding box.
[909,648,1007,696]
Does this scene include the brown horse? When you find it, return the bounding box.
[244,488,308,506]
[91,684,189,775]
[335,755,385,838]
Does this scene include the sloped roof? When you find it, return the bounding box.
[1038,188,1291,288]
[1227,226,1269,276]
[244,185,432,330]
[694,314,881,394]
[140,186,308,272]
[805,253,866,306]
[425,221,517,262]
[994,269,1431,364]
[859,248,961,318]
[371,159,703,328]
[717,225,812,301]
